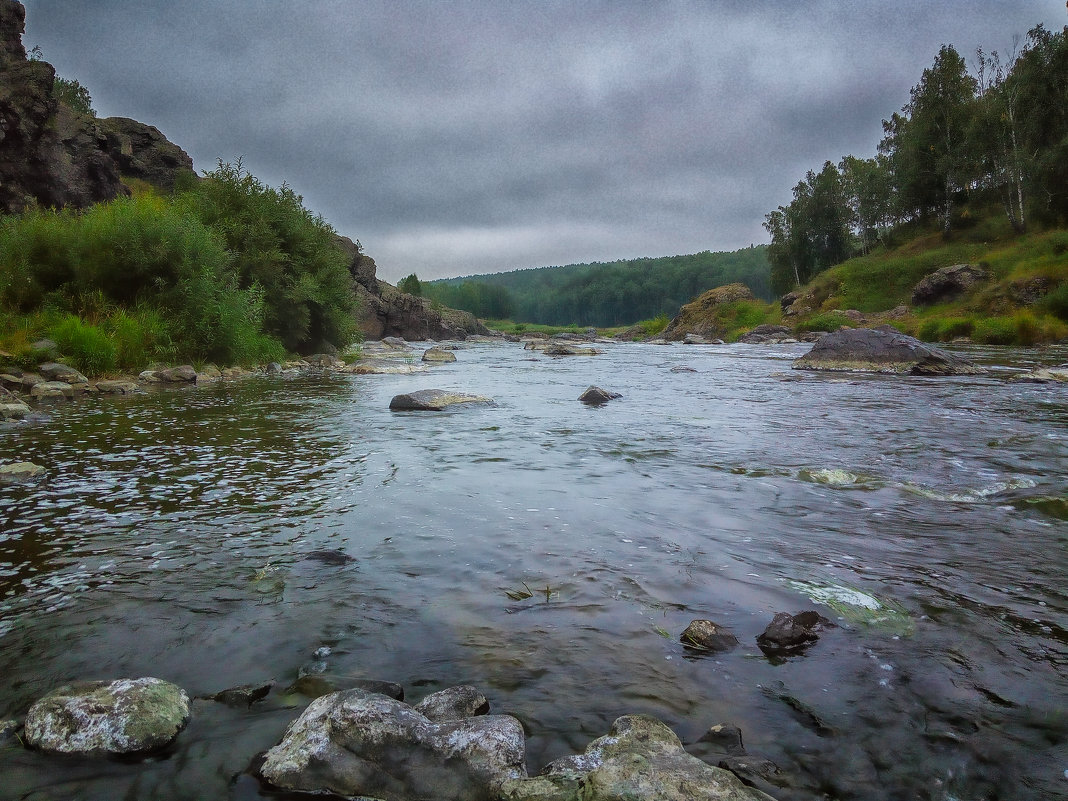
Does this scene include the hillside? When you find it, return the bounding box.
[661,217,1068,346]
[424,247,770,327]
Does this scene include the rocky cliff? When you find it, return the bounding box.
[2,0,485,343]
[0,0,194,212]
[335,236,491,341]
[661,282,756,341]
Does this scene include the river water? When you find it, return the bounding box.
[0,340,1065,800]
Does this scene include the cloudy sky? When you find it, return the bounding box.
[21,1,1066,283]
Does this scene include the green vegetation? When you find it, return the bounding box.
[397,273,423,296]
[765,24,1068,296]
[53,76,94,117]
[0,161,358,374]
[426,247,770,327]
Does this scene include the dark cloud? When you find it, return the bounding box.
[22,0,1065,281]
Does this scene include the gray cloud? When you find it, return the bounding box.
[22,0,1065,282]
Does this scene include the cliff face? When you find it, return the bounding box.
[0,0,194,213]
[335,236,490,341]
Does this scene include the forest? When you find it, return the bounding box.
[764,24,1068,295]
[423,247,771,327]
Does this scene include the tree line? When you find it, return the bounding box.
[422,247,771,327]
[764,24,1068,296]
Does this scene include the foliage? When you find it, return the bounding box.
[398,273,423,296]
[795,311,855,334]
[53,76,94,117]
[640,313,671,336]
[179,159,356,353]
[918,316,974,342]
[427,247,770,327]
[764,25,1068,294]
[48,315,115,375]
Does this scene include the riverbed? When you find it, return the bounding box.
[1,340,1066,800]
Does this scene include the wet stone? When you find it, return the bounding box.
[578,386,622,404]
[756,611,834,655]
[681,619,740,652]
[414,685,490,722]
[207,680,273,708]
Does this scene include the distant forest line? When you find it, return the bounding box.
[422,247,771,327]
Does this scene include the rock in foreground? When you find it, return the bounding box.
[260,688,526,801]
[680,619,739,652]
[389,389,492,411]
[756,611,834,655]
[793,328,985,375]
[501,714,775,801]
[24,677,190,755]
[0,461,45,482]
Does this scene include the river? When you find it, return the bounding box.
[0,340,1066,800]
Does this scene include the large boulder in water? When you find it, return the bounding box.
[500,714,775,801]
[259,687,526,801]
[389,388,492,410]
[793,327,985,375]
[24,677,190,755]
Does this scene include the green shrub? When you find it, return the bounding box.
[1040,282,1068,322]
[105,307,174,371]
[973,316,1018,345]
[639,313,670,336]
[796,311,854,333]
[918,316,974,342]
[48,315,116,375]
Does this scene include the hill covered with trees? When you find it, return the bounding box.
[424,247,770,327]
[764,24,1068,296]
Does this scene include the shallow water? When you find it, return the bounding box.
[1,340,1066,800]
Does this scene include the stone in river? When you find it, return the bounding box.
[0,462,46,483]
[389,389,492,411]
[422,346,457,362]
[756,610,834,655]
[793,327,984,375]
[500,714,775,801]
[414,685,490,722]
[680,619,739,652]
[260,687,526,801]
[578,386,622,404]
[24,677,191,756]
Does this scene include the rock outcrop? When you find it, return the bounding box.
[259,687,526,801]
[24,677,190,756]
[793,327,986,375]
[662,283,756,342]
[737,324,795,344]
[911,263,989,306]
[0,1,194,213]
[335,237,491,341]
[500,714,775,801]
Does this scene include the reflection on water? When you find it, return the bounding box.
[1,344,1066,800]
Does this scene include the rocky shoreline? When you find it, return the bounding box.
[0,608,839,800]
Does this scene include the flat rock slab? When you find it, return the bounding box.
[38,362,88,384]
[24,677,190,755]
[389,389,492,411]
[94,380,139,394]
[260,688,525,801]
[29,380,75,400]
[793,327,985,375]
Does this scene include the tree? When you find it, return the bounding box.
[882,45,977,232]
[398,273,422,296]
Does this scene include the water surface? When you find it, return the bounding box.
[1,341,1066,800]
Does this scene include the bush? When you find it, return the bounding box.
[48,315,116,375]
[639,313,671,336]
[1040,282,1068,322]
[918,316,974,342]
[796,311,854,333]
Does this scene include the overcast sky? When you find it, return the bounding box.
[21,1,1067,283]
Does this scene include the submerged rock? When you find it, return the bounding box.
[544,344,601,356]
[756,611,834,655]
[501,714,775,801]
[300,549,356,566]
[1010,364,1068,384]
[389,389,493,411]
[94,380,139,395]
[207,680,273,708]
[680,619,739,653]
[793,327,985,375]
[578,386,622,404]
[0,461,45,482]
[24,677,190,756]
[286,675,404,701]
[260,687,526,801]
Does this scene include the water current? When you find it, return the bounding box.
[0,340,1066,800]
